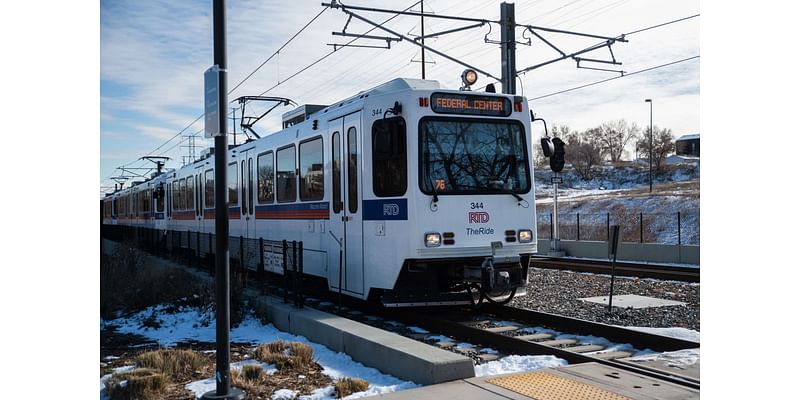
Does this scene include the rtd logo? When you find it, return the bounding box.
[468,212,490,224]
[383,204,400,216]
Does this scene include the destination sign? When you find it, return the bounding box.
[430,93,511,117]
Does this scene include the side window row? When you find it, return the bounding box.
[256,137,324,205]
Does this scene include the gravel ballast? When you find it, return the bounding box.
[510,267,700,332]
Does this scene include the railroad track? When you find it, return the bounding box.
[302,291,701,391]
[530,256,700,282]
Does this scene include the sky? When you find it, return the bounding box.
[99,0,700,195]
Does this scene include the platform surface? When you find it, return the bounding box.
[376,362,700,399]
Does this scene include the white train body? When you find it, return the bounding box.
[103,78,537,306]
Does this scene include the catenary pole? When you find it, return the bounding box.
[500,2,516,94]
[203,1,243,399]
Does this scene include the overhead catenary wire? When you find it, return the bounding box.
[528,55,699,101]
[102,6,332,186]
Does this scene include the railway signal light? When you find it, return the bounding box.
[540,137,554,157]
[550,137,566,173]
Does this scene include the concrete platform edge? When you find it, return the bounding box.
[250,294,475,385]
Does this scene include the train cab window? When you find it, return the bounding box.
[186,177,195,210]
[257,151,275,204]
[276,145,297,203]
[347,127,358,213]
[300,137,324,201]
[372,117,407,197]
[228,163,238,207]
[205,170,215,208]
[332,132,342,213]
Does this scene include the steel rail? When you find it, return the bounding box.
[530,256,700,282]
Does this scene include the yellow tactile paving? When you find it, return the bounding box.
[488,371,633,400]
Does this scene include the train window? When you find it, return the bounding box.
[347,127,358,213]
[187,177,195,210]
[420,118,530,195]
[156,185,164,213]
[205,170,215,208]
[228,163,238,207]
[257,151,274,204]
[171,182,178,211]
[300,137,324,201]
[276,145,297,203]
[332,132,342,213]
[372,117,407,197]
[179,179,187,210]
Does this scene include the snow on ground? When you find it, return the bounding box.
[625,326,700,343]
[101,305,419,399]
[474,355,567,377]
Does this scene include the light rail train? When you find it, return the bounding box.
[102,74,538,306]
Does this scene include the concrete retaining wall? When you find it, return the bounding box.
[537,239,699,265]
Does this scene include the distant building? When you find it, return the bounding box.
[676,133,700,157]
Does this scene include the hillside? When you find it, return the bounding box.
[533,163,700,245]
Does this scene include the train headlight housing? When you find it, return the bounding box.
[425,232,442,247]
[460,69,478,91]
[518,229,533,243]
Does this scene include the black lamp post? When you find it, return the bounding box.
[645,99,653,193]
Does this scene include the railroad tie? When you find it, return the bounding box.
[484,325,520,333]
[592,351,633,360]
[538,338,578,347]
[515,333,553,341]
[477,353,500,362]
[565,344,605,353]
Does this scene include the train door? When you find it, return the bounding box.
[328,113,364,295]
[195,165,204,233]
[240,148,256,238]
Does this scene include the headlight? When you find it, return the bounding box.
[461,69,478,86]
[425,232,441,247]
[518,229,533,243]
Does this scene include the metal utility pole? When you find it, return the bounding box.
[202,1,243,399]
[648,99,653,193]
[500,2,516,94]
[420,0,425,79]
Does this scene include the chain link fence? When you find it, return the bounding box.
[537,211,699,245]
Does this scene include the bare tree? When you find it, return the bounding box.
[590,119,641,162]
[566,128,603,180]
[637,126,675,173]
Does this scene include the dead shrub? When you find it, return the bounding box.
[100,241,210,319]
[231,364,268,392]
[135,349,209,382]
[255,341,315,371]
[334,377,369,398]
[106,368,168,400]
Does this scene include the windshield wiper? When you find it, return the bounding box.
[502,188,524,202]
[429,178,440,204]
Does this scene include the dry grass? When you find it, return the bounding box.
[134,349,209,382]
[230,364,269,392]
[106,368,168,400]
[334,377,369,398]
[254,340,315,372]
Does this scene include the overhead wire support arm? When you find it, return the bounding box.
[235,96,297,140]
[322,1,491,25]
[325,2,501,82]
[517,37,624,76]
[414,21,486,42]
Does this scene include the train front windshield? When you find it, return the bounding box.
[420,118,531,194]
